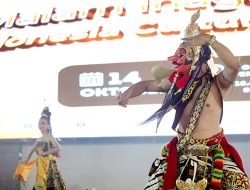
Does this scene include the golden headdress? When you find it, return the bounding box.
[184,10,202,70]
[184,10,216,76]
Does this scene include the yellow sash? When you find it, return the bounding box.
[13,155,56,190]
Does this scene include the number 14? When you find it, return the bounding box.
[109,71,142,85]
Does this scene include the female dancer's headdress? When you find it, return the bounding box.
[41,106,52,133]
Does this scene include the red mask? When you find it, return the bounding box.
[168,44,194,74]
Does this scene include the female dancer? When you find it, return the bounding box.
[14,107,67,190]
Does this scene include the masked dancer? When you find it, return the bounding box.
[117,11,250,190]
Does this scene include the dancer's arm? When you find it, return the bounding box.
[183,33,240,91]
[208,36,240,91]
[117,79,170,107]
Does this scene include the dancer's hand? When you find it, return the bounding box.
[182,33,211,47]
[116,91,131,107]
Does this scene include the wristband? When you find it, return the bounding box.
[208,35,216,47]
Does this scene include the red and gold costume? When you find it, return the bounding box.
[143,11,250,190]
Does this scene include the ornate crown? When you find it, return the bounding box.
[184,10,216,76]
[184,10,201,38]
[185,10,202,72]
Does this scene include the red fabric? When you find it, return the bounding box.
[176,73,190,89]
[163,137,178,190]
[207,131,225,146]
[168,71,177,83]
[168,71,190,90]
[220,137,246,174]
